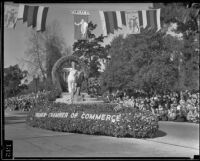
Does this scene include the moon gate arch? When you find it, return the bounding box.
[51,55,88,93]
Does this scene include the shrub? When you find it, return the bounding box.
[26,102,159,138]
[88,77,101,97]
[5,91,51,111]
[46,88,61,102]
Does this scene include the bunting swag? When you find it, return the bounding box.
[99,11,127,36]
[138,10,147,29]
[73,10,89,40]
[138,9,161,33]
[17,4,48,32]
[99,9,161,36]
[4,4,19,29]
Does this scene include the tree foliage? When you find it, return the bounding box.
[154,3,199,34]
[43,20,67,80]
[73,21,110,78]
[4,65,28,98]
[23,20,67,81]
[101,3,199,95]
[101,30,199,95]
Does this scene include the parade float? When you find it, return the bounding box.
[26,55,159,138]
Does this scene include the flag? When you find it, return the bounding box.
[4,4,19,29]
[36,6,49,32]
[73,10,89,40]
[125,11,140,34]
[18,4,48,31]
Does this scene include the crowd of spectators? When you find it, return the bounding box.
[5,88,199,124]
[5,90,51,111]
[106,90,199,123]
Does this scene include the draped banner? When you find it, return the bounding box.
[17,4,49,32]
[4,4,19,29]
[125,11,140,34]
[99,9,161,36]
[73,10,89,40]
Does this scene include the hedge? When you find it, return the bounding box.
[26,102,159,138]
[4,90,61,111]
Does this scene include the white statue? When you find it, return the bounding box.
[63,61,78,94]
[74,19,88,38]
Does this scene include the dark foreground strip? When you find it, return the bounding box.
[14,157,193,160]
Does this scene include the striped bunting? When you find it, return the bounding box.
[99,11,127,36]
[116,11,122,29]
[99,9,161,36]
[17,4,48,32]
[99,11,107,36]
[36,6,49,31]
[138,9,161,34]
[17,4,24,19]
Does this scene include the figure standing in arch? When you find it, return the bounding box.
[63,61,78,102]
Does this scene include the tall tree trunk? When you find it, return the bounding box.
[35,33,46,80]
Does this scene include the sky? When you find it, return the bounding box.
[4,3,153,69]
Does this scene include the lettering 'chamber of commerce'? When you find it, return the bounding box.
[35,112,121,123]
